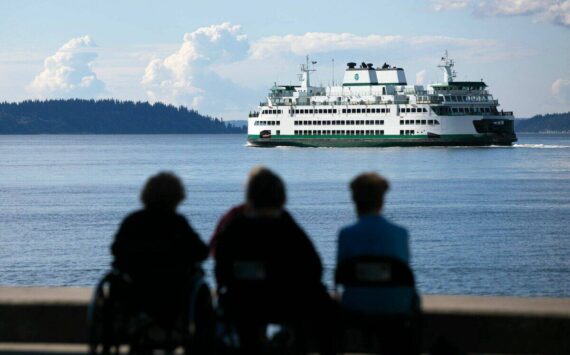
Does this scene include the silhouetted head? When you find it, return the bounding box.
[246,167,286,212]
[141,172,186,211]
[350,172,390,216]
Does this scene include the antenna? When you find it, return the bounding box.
[332,58,334,86]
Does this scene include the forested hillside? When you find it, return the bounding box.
[516,112,570,133]
[0,99,245,134]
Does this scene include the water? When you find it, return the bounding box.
[1,133,569,297]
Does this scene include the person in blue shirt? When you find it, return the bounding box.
[337,172,418,315]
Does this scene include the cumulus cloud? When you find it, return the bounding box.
[29,35,106,98]
[552,78,570,103]
[141,22,249,111]
[432,0,570,28]
[415,70,427,85]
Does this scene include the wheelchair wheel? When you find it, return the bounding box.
[88,273,126,355]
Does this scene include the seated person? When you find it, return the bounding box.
[337,172,418,315]
[209,166,264,257]
[111,171,209,325]
[214,167,334,354]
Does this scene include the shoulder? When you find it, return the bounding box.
[121,210,146,224]
[381,216,409,238]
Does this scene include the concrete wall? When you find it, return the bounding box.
[1,288,569,354]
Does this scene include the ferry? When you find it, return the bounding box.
[247,52,517,147]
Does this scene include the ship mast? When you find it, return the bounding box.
[299,55,316,91]
[438,50,456,83]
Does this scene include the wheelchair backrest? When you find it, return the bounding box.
[335,255,415,288]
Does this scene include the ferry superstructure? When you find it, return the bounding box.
[247,52,517,147]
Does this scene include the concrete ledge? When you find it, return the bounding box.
[1,288,569,354]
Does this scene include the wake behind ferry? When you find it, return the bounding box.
[247,52,517,147]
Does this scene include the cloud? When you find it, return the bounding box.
[431,0,570,28]
[250,32,495,59]
[29,35,106,98]
[250,33,402,59]
[415,70,427,85]
[141,22,249,112]
[552,78,570,103]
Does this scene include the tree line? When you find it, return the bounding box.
[516,112,570,133]
[0,99,246,134]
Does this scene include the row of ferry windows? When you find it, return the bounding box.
[444,95,490,102]
[293,108,392,114]
[294,120,384,126]
[295,130,385,136]
[452,107,492,113]
[262,109,283,114]
[400,119,439,125]
[254,121,280,126]
[401,130,415,135]
[261,108,397,115]
[400,107,429,113]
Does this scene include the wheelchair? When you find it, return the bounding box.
[87,267,213,355]
[335,255,422,355]
[216,260,315,354]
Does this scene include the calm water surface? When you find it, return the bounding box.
[1,133,569,296]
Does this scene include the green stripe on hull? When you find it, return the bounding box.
[247,134,516,147]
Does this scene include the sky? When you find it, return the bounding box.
[1,0,569,119]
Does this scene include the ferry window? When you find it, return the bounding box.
[428,120,434,124]
[387,108,391,113]
[365,120,369,125]
[365,109,369,113]
[400,120,404,125]
[423,108,428,112]
[411,130,414,135]
[308,121,313,125]
[341,120,346,125]
[421,120,426,124]
[404,120,409,124]
[374,120,379,125]
[276,130,280,135]
[317,109,321,114]
[381,108,385,113]
[333,109,337,113]
[329,109,333,114]
[435,120,440,125]
[355,121,360,125]
[357,109,362,113]
[452,108,458,113]
[412,108,417,113]
[451,96,457,102]
[380,120,384,125]
[375,130,379,135]
[380,130,384,135]
[400,130,404,135]
[277,121,281,125]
